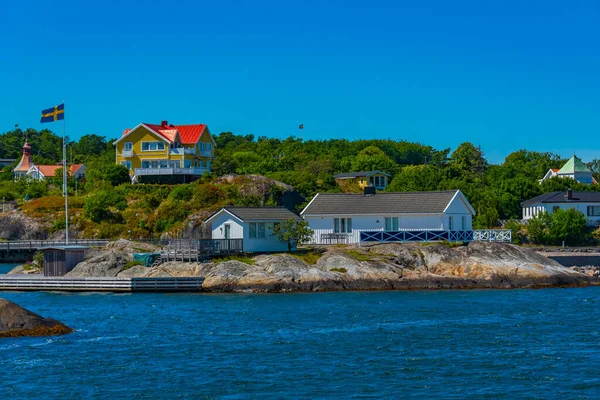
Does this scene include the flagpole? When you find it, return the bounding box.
[63,101,69,245]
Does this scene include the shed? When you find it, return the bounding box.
[41,246,88,277]
[205,207,303,252]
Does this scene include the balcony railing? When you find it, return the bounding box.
[169,148,197,155]
[134,167,209,176]
[197,150,213,157]
[122,150,135,157]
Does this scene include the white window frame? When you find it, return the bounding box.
[141,141,165,151]
[124,142,133,151]
[334,218,352,233]
[120,161,132,170]
[385,217,399,231]
[588,206,600,216]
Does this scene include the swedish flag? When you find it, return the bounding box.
[41,104,64,123]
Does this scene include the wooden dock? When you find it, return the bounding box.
[160,239,244,263]
[0,275,204,292]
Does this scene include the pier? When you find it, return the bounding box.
[0,275,204,292]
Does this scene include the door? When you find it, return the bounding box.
[224,224,231,239]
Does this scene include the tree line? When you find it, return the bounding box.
[2,127,600,229]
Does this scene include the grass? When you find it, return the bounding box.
[123,260,144,271]
[420,241,464,248]
[292,250,323,265]
[329,267,347,273]
[344,249,373,261]
[213,255,256,265]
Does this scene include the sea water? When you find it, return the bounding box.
[0,263,18,274]
[1,287,600,398]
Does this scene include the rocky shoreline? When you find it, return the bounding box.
[0,298,72,338]
[14,240,590,293]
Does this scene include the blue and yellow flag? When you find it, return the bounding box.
[41,104,64,123]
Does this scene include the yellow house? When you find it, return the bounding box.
[114,120,215,183]
[334,170,391,191]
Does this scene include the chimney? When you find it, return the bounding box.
[567,188,573,200]
[161,120,168,128]
[363,185,376,196]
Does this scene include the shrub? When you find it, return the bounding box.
[504,219,524,245]
[169,185,194,201]
[330,267,347,273]
[123,260,144,271]
[33,251,44,269]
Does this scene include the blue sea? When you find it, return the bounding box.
[0,263,18,274]
[1,271,600,398]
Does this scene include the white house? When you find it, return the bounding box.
[205,206,303,252]
[26,164,86,181]
[522,190,600,225]
[539,155,597,185]
[300,189,476,244]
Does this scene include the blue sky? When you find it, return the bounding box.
[1,0,599,163]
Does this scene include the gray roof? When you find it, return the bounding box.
[522,191,600,206]
[301,191,463,215]
[333,170,391,179]
[208,207,302,222]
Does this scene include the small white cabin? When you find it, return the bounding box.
[205,206,303,253]
[301,189,475,244]
[522,190,600,225]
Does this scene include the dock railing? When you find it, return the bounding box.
[359,229,511,244]
[0,239,110,252]
[160,239,244,262]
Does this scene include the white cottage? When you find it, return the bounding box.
[205,206,303,252]
[522,190,600,225]
[301,189,475,244]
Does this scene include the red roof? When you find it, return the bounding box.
[122,121,208,145]
[551,168,559,172]
[35,164,84,177]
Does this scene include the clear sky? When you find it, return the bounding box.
[1,0,599,163]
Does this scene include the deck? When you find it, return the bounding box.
[160,239,244,262]
[0,275,204,292]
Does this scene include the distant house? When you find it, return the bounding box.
[539,155,596,185]
[0,159,15,169]
[114,120,215,183]
[27,164,86,181]
[301,188,475,244]
[205,207,303,252]
[13,140,85,180]
[522,190,600,225]
[333,170,391,190]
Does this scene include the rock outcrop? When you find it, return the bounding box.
[0,298,72,338]
[66,239,160,277]
[0,212,48,240]
[101,242,592,292]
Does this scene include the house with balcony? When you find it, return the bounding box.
[333,170,391,191]
[114,120,215,183]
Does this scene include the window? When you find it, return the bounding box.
[385,217,399,231]
[553,206,560,213]
[141,160,168,168]
[124,142,133,151]
[199,161,204,168]
[169,160,181,168]
[588,206,600,216]
[184,160,191,168]
[249,223,266,239]
[334,218,352,233]
[461,216,466,231]
[206,143,212,151]
[448,216,454,231]
[120,161,132,170]
[141,142,165,151]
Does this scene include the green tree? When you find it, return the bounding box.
[272,219,313,251]
[526,211,551,245]
[549,208,588,246]
[84,190,112,223]
[351,146,399,175]
[104,164,131,186]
